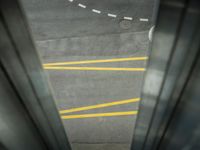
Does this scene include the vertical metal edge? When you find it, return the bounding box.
[0,0,71,149]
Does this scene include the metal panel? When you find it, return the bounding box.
[131,0,186,149]
[0,0,71,149]
[0,65,47,150]
[158,47,200,150]
[131,0,200,149]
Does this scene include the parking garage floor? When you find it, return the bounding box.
[20,0,156,149]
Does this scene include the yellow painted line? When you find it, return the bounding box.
[43,56,148,66]
[59,98,140,114]
[61,111,138,119]
[44,66,146,71]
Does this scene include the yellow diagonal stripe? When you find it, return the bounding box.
[44,66,146,71]
[61,111,138,119]
[43,56,148,66]
[59,98,140,114]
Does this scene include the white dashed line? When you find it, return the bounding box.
[140,18,149,22]
[124,17,133,21]
[107,13,117,18]
[92,9,101,14]
[78,3,86,8]
[67,1,149,22]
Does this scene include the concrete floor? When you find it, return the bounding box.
[20,0,156,149]
[21,0,154,40]
[72,143,130,150]
[37,31,149,144]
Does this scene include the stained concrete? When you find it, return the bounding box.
[72,143,130,150]
[20,0,156,149]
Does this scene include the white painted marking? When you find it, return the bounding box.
[67,2,150,23]
[124,17,133,21]
[107,13,117,18]
[92,9,101,14]
[78,3,86,8]
[148,26,155,41]
[140,18,149,22]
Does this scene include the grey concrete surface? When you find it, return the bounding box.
[36,31,149,58]
[72,143,130,150]
[38,32,148,144]
[20,0,156,149]
[20,0,154,40]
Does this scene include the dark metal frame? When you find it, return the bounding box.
[0,0,71,149]
[131,0,200,149]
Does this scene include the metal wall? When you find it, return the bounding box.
[131,0,200,149]
[0,0,71,149]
